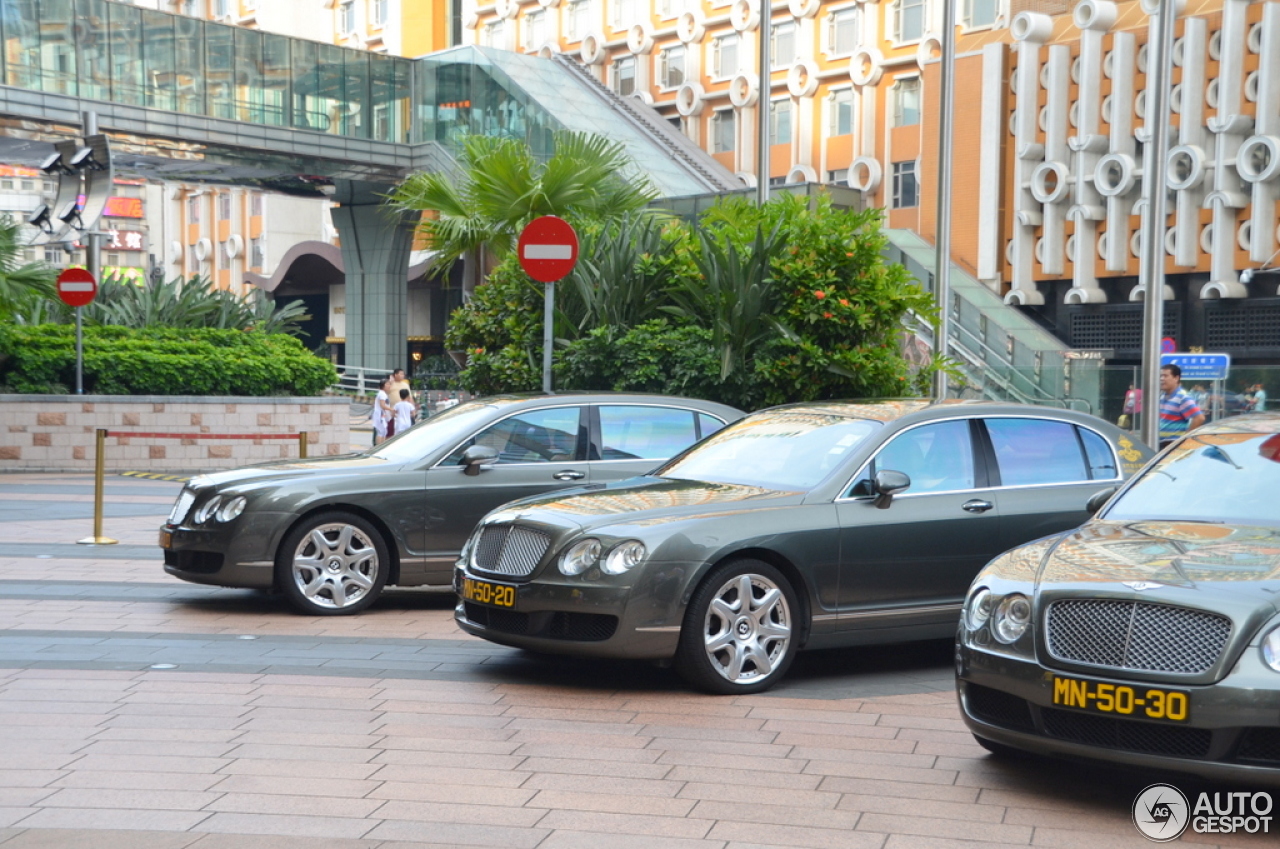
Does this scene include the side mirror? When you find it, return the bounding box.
[1085,485,1119,516]
[872,469,911,509]
[461,445,498,476]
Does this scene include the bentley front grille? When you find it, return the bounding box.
[1045,600,1231,675]
[472,524,551,578]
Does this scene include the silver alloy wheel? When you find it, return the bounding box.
[290,522,379,610]
[702,572,792,685]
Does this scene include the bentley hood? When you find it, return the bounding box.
[192,452,399,489]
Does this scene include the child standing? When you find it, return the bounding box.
[373,377,393,444]
[392,388,416,437]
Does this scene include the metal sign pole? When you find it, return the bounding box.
[757,0,771,205]
[932,0,957,401]
[74,306,84,395]
[542,281,554,394]
[1138,0,1176,449]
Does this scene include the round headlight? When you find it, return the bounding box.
[602,541,647,575]
[965,587,995,631]
[215,496,246,523]
[993,594,1032,644]
[1262,626,1280,673]
[559,539,602,576]
[193,495,221,525]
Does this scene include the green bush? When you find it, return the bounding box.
[0,325,337,396]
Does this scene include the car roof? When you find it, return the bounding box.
[458,393,745,419]
[1191,411,1280,435]
[758,398,1110,427]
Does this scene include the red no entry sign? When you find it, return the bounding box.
[518,215,579,283]
[57,267,98,308]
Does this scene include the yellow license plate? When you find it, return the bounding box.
[1051,675,1190,722]
[461,577,516,609]
[159,529,172,549]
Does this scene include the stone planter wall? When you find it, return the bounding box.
[0,395,351,473]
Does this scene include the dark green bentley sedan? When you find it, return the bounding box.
[455,401,1153,693]
[161,393,742,615]
[958,413,1280,784]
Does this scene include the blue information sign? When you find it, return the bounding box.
[1161,352,1231,381]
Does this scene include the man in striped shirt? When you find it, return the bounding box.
[1158,364,1205,449]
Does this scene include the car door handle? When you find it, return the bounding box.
[552,470,586,481]
[962,499,994,513]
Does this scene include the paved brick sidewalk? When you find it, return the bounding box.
[0,474,1269,848]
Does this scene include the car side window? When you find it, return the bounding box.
[985,417,1089,486]
[598,405,699,461]
[846,420,975,497]
[698,413,727,439]
[445,407,582,465]
[1078,427,1120,480]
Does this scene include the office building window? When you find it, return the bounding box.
[828,168,849,184]
[524,10,546,49]
[892,0,925,43]
[770,99,792,146]
[712,34,738,79]
[659,45,685,89]
[830,87,853,136]
[892,78,921,127]
[613,0,642,28]
[187,195,201,223]
[612,56,636,96]
[826,7,859,56]
[712,108,735,153]
[482,19,505,47]
[339,0,356,34]
[213,0,230,18]
[964,0,998,28]
[372,0,388,26]
[218,193,232,220]
[250,193,264,216]
[251,237,265,268]
[892,160,918,208]
[771,21,797,67]
[44,245,63,263]
[565,0,591,40]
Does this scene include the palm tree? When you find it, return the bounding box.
[0,215,56,321]
[390,130,660,294]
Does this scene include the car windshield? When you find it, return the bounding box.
[368,400,515,464]
[654,409,881,490]
[1104,429,1280,527]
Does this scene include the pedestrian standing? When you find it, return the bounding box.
[1158,364,1206,449]
[392,388,415,436]
[1252,383,1268,412]
[373,376,393,445]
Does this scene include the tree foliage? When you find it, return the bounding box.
[0,215,57,322]
[445,192,940,409]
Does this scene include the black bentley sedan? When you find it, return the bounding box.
[957,413,1280,785]
[455,401,1153,693]
[161,393,742,615]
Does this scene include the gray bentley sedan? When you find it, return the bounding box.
[455,401,1153,693]
[161,393,742,615]
[958,413,1280,785]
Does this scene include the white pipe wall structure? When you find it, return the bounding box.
[1167,16,1207,269]
[976,43,1006,288]
[1035,45,1071,277]
[1006,12,1053,306]
[1098,31,1138,275]
[1064,0,1113,305]
[1241,4,1280,265]
[1201,0,1252,299]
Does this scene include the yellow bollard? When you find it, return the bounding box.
[77,428,118,545]
[299,431,308,459]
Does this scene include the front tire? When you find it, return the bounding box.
[675,559,799,695]
[277,512,389,616]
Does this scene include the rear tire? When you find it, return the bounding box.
[675,559,799,695]
[277,511,389,616]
